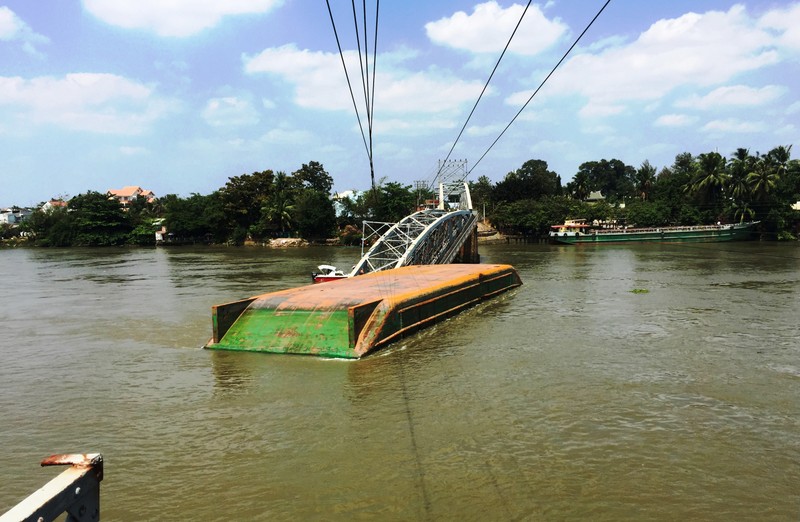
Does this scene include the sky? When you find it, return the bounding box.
[1,0,799,207]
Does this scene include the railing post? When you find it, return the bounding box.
[0,453,103,522]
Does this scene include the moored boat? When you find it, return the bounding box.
[550,220,759,244]
[311,264,348,283]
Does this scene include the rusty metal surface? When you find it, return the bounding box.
[41,453,102,469]
[1,453,103,522]
[206,264,521,358]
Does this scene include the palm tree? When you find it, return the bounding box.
[569,171,591,201]
[729,200,755,223]
[261,172,295,235]
[767,144,792,176]
[727,148,753,201]
[747,157,779,202]
[635,160,657,201]
[689,152,729,204]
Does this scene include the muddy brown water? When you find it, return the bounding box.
[1,242,798,520]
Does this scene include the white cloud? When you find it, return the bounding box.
[375,117,456,135]
[243,45,485,120]
[520,5,781,118]
[82,0,283,37]
[425,1,567,55]
[578,103,625,118]
[759,2,800,51]
[654,114,697,127]
[260,128,314,145]
[676,85,785,109]
[0,6,48,56]
[702,118,767,133]
[0,73,172,134]
[466,123,506,137]
[202,97,259,127]
[0,6,21,39]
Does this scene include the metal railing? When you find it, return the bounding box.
[1,453,103,522]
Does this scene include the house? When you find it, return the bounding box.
[0,207,33,225]
[107,186,156,209]
[0,208,16,225]
[42,199,68,211]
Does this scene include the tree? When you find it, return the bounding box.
[368,181,416,223]
[651,153,700,225]
[566,170,590,201]
[291,161,333,195]
[727,148,753,202]
[468,175,494,218]
[219,170,275,241]
[635,160,657,201]
[68,191,130,246]
[494,159,561,203]
[574,159,636,203]
[689,152,728,206]
[21,205,74,246]
[163,192,227,242]
[292,190,336,239]
[259,172,295,237]
[747,157,779,202]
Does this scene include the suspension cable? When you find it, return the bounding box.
[436,0,533,182]
[468,0,612,176]
[368,1,380,189]
[325,0,371,162]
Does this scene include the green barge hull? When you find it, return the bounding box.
[205,264,522,359]
[551,222,758,245]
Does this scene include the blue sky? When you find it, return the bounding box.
[1,1,798,207]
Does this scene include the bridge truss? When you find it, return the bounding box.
[349,181,478,276]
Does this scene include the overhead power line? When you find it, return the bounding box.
[468,0,612,177]
[326,0,380,189]
[435,0,533,184]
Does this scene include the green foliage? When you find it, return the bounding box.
[163,192,226,243]
[219,169,275,238]
[490,196,577,236]
[1,223,18,240]
[22,206,76,246]
[293,190,336,239]
[69,191,130,246]
[469,175,494,216]
[494,159,561,203]
[129,223,157,246]
[625,200,670,227]
[337,224,362,246]
[371,181,416,223]
[12,149,799,247]
[291,161,333,194]
[574,159,636,203]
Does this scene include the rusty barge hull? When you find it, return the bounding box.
[205,264,522,359]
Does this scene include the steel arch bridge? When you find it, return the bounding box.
[348,182,479,277]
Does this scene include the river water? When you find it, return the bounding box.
[0,242,798,520]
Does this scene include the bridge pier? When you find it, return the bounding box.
[454,225,480,263]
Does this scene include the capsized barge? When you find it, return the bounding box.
[205,264,522,359]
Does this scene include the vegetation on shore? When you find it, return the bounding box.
[4,145,799,247]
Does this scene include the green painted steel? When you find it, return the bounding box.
[213,308,354,358]
[205,264,522,359]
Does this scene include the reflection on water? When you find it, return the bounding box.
[1,242,799,520]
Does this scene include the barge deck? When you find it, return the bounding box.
[205,264,522,359]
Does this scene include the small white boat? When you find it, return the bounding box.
[311,264,348,283]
